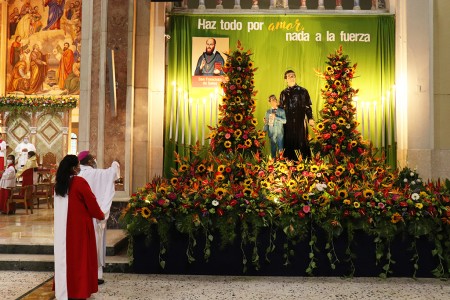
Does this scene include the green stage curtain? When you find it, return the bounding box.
[164,14,395,176]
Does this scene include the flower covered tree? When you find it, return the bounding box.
[310,46,368,162]
[209,41,266,157]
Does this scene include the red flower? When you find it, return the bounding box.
[297,211,305,218]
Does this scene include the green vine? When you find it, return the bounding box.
[0,96,78,112]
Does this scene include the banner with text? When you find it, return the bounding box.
[165,14,395,174]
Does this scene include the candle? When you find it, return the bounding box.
[392,85,397,143]
[367,103,371,142]
[361,102,364,138]
[202,99,206,146]
[374,102,377,148]
[195,100,199,144]
[175,88,181,143]
[387,91,391,146]
[210,93,213,126]
[169,82,176,139]
[181,93,187,144]
[188,98,192,146]
[381,96,385,148]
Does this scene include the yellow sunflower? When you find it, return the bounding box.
[158,186,167,195]
[248,62,254,68]
[215,187,227,197]
[218,165,226,173]
[141,207,151,219]
[297,164,305,172]
[343,199,351,205]
[337,118,346,125]
[179,164,189,172]
[353,202,361,208]
[251,118,258,126]
[260,180,270,189]
[302,194,309,201]
[234,129,243,138]
[317,123,325,131]
[234,114,243,122]
[197,164,206,173]
[336,98,344,106]
[287,179,297,187]
[310,165,320,172]
[334,80,342,86]
[170,178,179,185]
[326,66,334,74]
[244,178,253,186]
[236,78,242,84]
[351,140,358,147]
[258,131,265,139]
[224,141,232,148]
[336,165,345,173]
[338,190,348,198]
[216,173,225,181]
[236,56,243,62]
[244,139,252,147]
[235,96,242,103]
[363,189,375,198]
[243,188,252,197]
[415,203,423,209]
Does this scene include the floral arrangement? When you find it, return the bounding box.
[121,45,450,278]
[209,41,266,156]
[0,96,78,112]
[310,46,367,161]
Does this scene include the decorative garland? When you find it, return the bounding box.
[0,96,78,112]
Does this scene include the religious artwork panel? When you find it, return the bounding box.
[6,0,82,96]
[191,37,229,87]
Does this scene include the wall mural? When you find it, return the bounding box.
[6,0,81,96]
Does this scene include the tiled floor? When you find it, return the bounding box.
[2,271,450,300]
[1,207,450,300]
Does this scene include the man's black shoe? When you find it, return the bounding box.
[98,279,105,285]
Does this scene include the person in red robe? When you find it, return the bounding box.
[54,155,105,299]
[58,42,74,89]
[0,155,16,214]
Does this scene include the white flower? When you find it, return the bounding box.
[411,193,420,201]
[316,183,327,192]
[410,172,415,177]
[417,179,421,183]
[212,200,219,206]
[316,172,322,178]
[403,178,408,183]
[346,124,351,129]
[411,181,416,185]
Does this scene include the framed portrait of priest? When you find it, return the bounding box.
[191,37,229,88]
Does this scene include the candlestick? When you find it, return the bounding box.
[374,102,377,148]
[381,96,385,148]
[181,93,187,144]
[367,103,371,142]
[195,100,199,144]
[188,98,192,146]
[361,102,365,138]
[202,98,206,146]
[387,91,391,146]
[175,88,181,143]
[169,82,176,139]
[393,85,397,143]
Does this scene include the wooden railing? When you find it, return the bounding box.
[168,0,389,13]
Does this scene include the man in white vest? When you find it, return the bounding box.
[77,150,120,285]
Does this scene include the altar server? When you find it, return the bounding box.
[54,155,104,299]
[78,150,120,285]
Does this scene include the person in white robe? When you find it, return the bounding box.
[77,150,120,284]
[14,136,36,168]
